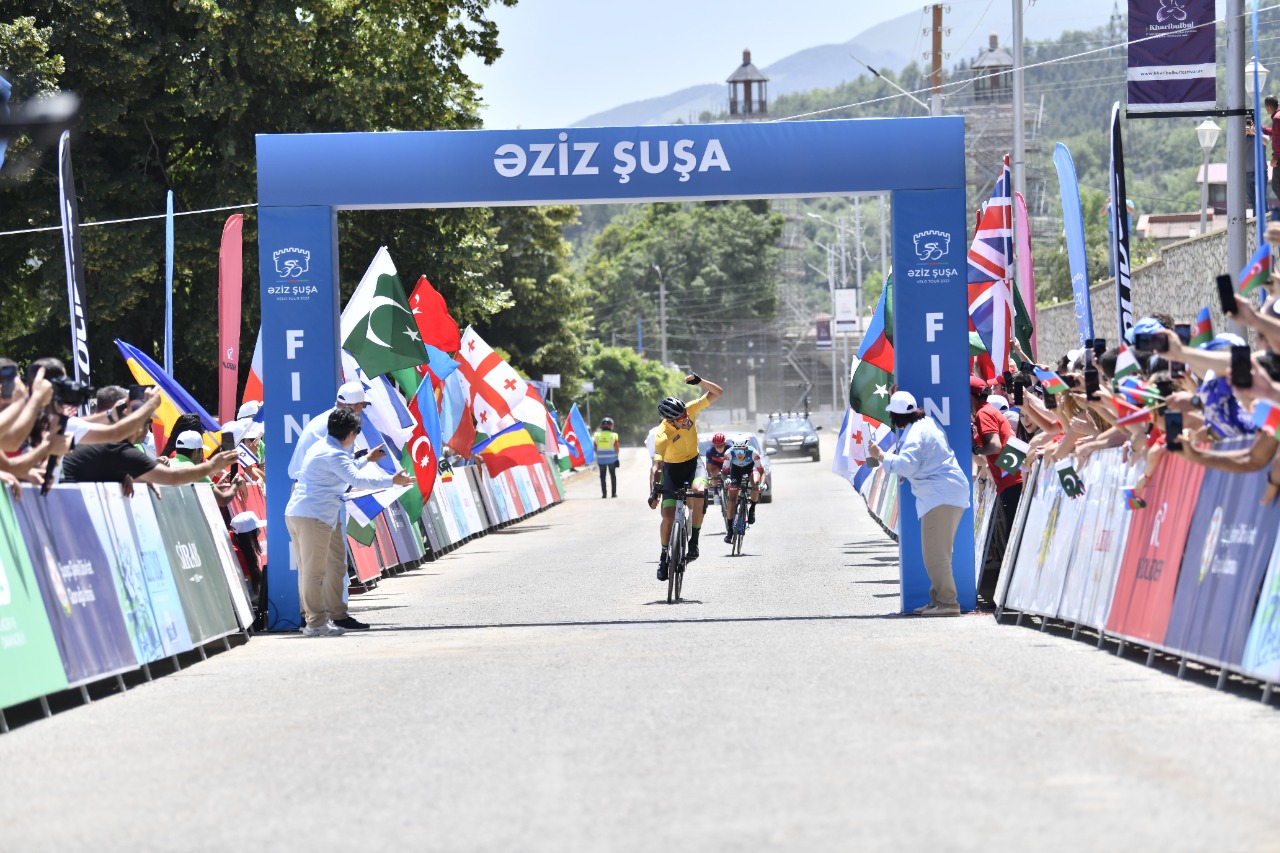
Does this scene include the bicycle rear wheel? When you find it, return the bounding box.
[667,501,684,603]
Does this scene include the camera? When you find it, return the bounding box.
[49,376,96,407]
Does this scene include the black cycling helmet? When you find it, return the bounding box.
[657,396,687,421]
[600,416,614,427]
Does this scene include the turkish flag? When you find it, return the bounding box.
[409,275,462,354]
[407,417,438,501]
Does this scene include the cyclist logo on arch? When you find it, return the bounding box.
[649,373,723,585]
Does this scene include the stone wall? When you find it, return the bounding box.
[1034,226,1258,360]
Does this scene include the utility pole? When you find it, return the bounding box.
[1011,0,1026,202]
[854,199,863,334]
[654,264,669,369]
[1227,0,1248,336]
[827,246,838,411]
[879,194,888,294]
[837,215,849,386]
[930,4,944,117]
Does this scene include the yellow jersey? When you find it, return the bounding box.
[653,395,711,464]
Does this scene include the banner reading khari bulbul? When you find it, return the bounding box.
[1127,0,1216,114]
[147,487,238,643]
[15,487,136,684]
[1105,453,1204,644]
[0,490,69,710]
[1164,462,1280,667]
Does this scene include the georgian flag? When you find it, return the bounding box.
[458,326,528,420]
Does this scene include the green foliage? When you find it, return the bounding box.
[0,0,520,401]
[579,343,686,444]
[582,201,782,365]
[476,204,591,388]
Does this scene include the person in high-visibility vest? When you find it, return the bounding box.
[594,416,620,498]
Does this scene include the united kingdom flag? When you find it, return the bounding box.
[968,156,1014,373]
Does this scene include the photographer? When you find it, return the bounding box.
[25,357,161,449]
[61,412,236,488]
[0,364,53,452]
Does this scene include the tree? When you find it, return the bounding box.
[476,205,591,389]
[0,0,517,401]
[579,343,685,444]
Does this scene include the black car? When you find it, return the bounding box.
[761,415,821,462]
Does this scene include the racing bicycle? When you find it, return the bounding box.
[666,486,691,603]
[726,474,752,556]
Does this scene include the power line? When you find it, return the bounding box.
[0,202,257,238]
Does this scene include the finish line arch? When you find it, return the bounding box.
[255,116,974,628]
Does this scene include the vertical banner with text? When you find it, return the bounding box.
[892,188,975,612]
[1127,0,1216,114]
[57,132,91,385]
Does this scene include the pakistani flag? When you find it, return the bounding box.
[994,437,1030,473]
[850,280,894,425]
[1055,458,1085,498]
[342,250,428,377]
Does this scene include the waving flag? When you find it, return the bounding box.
[473,423,542,475]
[968,156,1014,373]
[115,339,220,446]
[1113,345,1140,380]
[242,327,263,406]
[1190,307,1213,348]
[562,403,594,466]
[1111,396,1153,426]
[1033,367,1068,395]
[407,376,442,501]
[409,275,462,354]
[849,278,894,425]
[345,486,412,528]
[458,326,528,420]
[1239,244,1271,296]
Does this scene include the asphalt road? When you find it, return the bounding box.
[5,435,1280,852]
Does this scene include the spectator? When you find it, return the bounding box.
[284,408,412,637]
[593,416,620,499]
[971,375,1023,541]
[25,357,162,449]
[61,417,236,489]
[287,381,384,480]
[866,391,970,616]
[168,430,244,506]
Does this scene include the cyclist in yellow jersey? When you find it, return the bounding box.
[647,373,723,580]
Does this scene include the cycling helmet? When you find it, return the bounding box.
[711,432,726,446]
[657,396,687,421]
[600,416,614,427]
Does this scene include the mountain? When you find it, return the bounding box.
[572,0,1120,127]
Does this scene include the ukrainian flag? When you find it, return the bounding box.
[472,423,542,475]
[115,339,221,450]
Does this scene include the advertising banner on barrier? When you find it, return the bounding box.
[373,514,400,569]
[85,483,191,663]
[465,468,493,530]
[421,493,447,553]
[973,476,998,588]
[192,486,256,630]
[1005,464,1062,612]
[1242,534,1280,681]
[1164,465,1280,666]
[149,487,238,643]
[442,479,472,540]
[15,487,136,685]
[0,490,69,709]
[1105,453,1204,644]
[488,469,512,523]
[119,490,194,657]
[502,470,527,518]
[545,456,566,501]
[1056,450,1135,628]
[454,475,486,535]
[348,536,383,584]
[436,480,464,544]
[385,503,424,565]
[528,465,549,507]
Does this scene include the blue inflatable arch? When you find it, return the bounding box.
[256,116,975,627]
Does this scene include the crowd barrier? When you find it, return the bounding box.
[1,454,567,725]
[860,439,1280,692]
[0,482,254,724]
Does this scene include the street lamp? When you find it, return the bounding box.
[1197,118,1221,236]
[1245,55,1269,98]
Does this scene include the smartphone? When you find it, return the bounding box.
[1011,381,1024,406]
[1133,332,1170,353]
[1084,365,1100,400]
[1165,411,1183,450]
[1044,389,1058,410]
[1174,323,1192,345]
[1231,345,1254,388]
[128,384,147,402]
[1002,370,1014,390]
[220,430,234,455]
[354,447,369,459]
[1218,273,1238,316]
[1019,361,1034,373]
[1092,338,1107,358]
[1171,361,1186,380]
[0,365,16,399]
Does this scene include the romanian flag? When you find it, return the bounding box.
[1252,400,1280,437]
[1123,487,1147,510]
[1239,244,1271,296]
[1033,366,1068,395]
[473,423,542,475]
[115,339,220,449]
[1190,307,1213,348]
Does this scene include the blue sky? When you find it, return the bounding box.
[463,0,938,130]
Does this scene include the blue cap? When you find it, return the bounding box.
[1200,333,1248,351]
[1125,316,1166,345]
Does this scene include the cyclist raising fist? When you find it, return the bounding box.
[648,373,723,580]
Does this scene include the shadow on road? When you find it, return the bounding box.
[371,612,911,633]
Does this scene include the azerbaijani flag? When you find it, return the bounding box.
[1252,400,1280,437]
[473,423,542,475]
[1190,307,1213,348]
[115,339,221,449]
[1112,345,1140,379]
[1033,366,1068,395]
[1123,487,1147,510]
[1239,243,1271,295]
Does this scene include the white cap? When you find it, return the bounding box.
[987,394,1010,411]
[1066,348,1084,365]
[887,390,918,415]
[336,381,366,405]
[174,430,204,451]
[242,421,264,441]
[229,511,266,534]
[235,400,261,420]
[220,421,246,445]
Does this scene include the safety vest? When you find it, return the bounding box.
[593,430,619,465]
